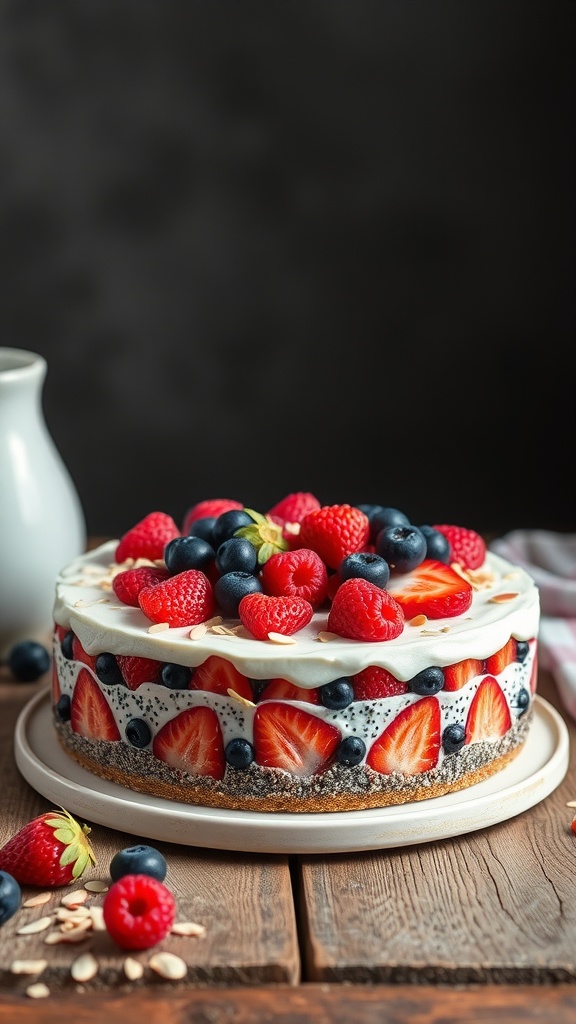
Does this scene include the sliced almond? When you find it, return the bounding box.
[171,921,206,937]
[188,623,208,640]
[44,929,89,945]
[17,916,53,935]
[489,592,519,603]
[226,688,256,708]
[124,957,144,981]
[71,952,98,983]
[89,906,106,931]
[204,615,223,628]
[56,906,91,921]
[22,893,52,909]
[148,622,170,633]
[316,631,339,642]
[267,632,297,644]
[409,614,428,627]
[60,917,92,934]
[149,951,187,980]
[84,879,109,893]
[566,799,576,808]
[26,983,50,999]
[10,959,48,975]
[60,889,89,908]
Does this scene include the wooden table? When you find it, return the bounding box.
[0,657,575,1023]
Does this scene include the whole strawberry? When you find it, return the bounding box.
[0,807,96,887]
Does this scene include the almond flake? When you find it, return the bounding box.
[317,631,339,642]
[17,916,53,935]
[56,906,91,921]
[149,951,188,980]
[89,906,106,931]
[267,632,297,644]
[84,879,109,893]
[566,800,576,808]
[44,929,89,945]
[189,623,208,640]
[61,917,92,934]
[124,957,144,981]
[227,688,256,708]
[171,921,206,937]
[11,959,48,975]
[204,615,223,627]
[23,893,52,908]
[71,952,98,983]
[148,622,170,633]
[211,624,237,635]
[26,983,50,999]
[489,592,519,603]
[409,615,428,627]
[61,889,89,907]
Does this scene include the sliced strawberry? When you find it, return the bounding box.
[253,702,340,776]
[352,665,409,700]
[366,696,441,775]
[530,645,538,693]
[485,638,517,676]
[443,658,484,691]
[117,655,163,690]
[152,706,225,780]
[465,676,512,744]
[51,662,61,704]
[258,678,319,704]
[386,560,473,620]
[54,623,68,644]
[72,634,98,673]
[70,669,121,741]
[190,655,253,701]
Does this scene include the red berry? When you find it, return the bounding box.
[115,512,180,563]
[367,696,441,775]
[260,548,328,607]
[432,524,486,570]
[239,593,314,641]
[0,807,96,887]
[102,874,176,950]
[352,666,409,700]
[299,504,369,570]
[266,492,321,526]
[139,570,215,628]
[327,578,405,642]
[112,565,170,607]
[182,498,243,533]
[387,560,473,620]
[117,655,163,690]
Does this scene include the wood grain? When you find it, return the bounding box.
[298,670,576,984]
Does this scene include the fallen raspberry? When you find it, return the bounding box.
[112,565,170,607]
[115,512,180,563]
[432,524,486,570]
[260,547,328,607]
[299,504,369,570]
[239,592,314,640]
[327,578,405,642]
[139,570,215,628]
[102,874,176,950]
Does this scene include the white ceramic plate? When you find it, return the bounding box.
[14,689,570,855]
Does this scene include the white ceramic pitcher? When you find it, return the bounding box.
[0,348,86,658]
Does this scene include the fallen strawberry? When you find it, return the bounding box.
[0,806,96,887]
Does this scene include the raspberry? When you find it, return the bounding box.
[182,498,243,533]
[115,512,180,563]
[102,874,176,950]
[299,504,369,570]
[267,492,321,526]
[239,593,314,641]
[117,655,164,690]
[352,665,409,700]
[327,578,405,642]
[139,570,215,628]
[433,524,486,570]
[260,548,328,607]
[112,566,170,607]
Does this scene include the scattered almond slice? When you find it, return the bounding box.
[227,688,256,708]
[71,952,99,983]
[489,592,519,603]
[56,906,91,922]
[316,631,339,642]
[211,624,238,636]
[44,929,89,945]
[189,623,208,640]
[204,615,223,628]
[17,916,53,935]
[84,880,109,893]
[124,957,144,981]
[22,893,52,908]
[267,632,297,644]
[409,614,428,627]
[61,889,90,908]
[566,800,576,808]
[60,917,92,935]
[171,921,206,937]
[26,983,50,999]
[149,951,187,980]
[89,906,106,931]
[148,622,170,633]
[10,959,48,975]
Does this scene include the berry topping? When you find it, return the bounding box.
[233,509,289,564]
[260,547,328,607]
[443,658,483,691]
[0,807,96,887]
[327,578,405,642]
[225,737,255,769]
[183,498,243,533]
[212,509,256,548]
[102,874,176,950]
[190,655,253,701]
[258,678,319,704]
[433,524,486,570]
[253,702,340,776]
[117,655,163,690]
[338,551,390,589]
[386,559,473,620]
[153,706,225,780]
[0,871,21,925]
[164,535,215,573]
[70,669,121,741]
[215,537,258,576]
[366,696,441,775]
[115,511,180,563]
[139,569,215,628]
[407,666,445,696]
[417,525,451,563]
[214,571,263,617]
[239,593,314,641]
[442,723,466,754]
[369,506,411,539]
[336,736,367,766]
[267,491,321,525]
[112,565,170,606]
[110,844,167,883]
[351,666,409,700]
[465,676,512,743]
[299,504,370,570]
[319,677,354,710]
[376,524,427,573]
[8,640,51,681]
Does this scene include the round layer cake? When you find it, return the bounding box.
[51,500,540,812]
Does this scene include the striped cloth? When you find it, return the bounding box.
[490,530,576,720]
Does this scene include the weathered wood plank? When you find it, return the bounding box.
[0,670,300,988]
[1,984,576,1024]
[298,670,576,983]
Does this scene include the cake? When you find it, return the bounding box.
[51,495,540,813]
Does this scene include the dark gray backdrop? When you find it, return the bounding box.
[1,1,574,538]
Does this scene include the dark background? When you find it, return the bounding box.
[1,0,574,539]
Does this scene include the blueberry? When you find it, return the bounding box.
[320,677,354,710]
[161,663,192,689]
[516,687,531,715]
[95,653,124,686]
[216,537,258,576]
[214,571,262,617]
[370,506,411,540]
[442,723,466,754]
[417,525,451,563]
[339,552,390,589]
[61,630,74,659]
[376,524,427,573]
[7,640,51,681]
[0,870,21,926]
[225,737,255,768]
[336,735,366,766]
[516,641,530,663]
[110,844,167,883]
[408,666,445,696]
[56,693,71,721]
[164,535,215,573]
[187,516,217,543]
[212,509,254,548]
[125,718,151,747]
